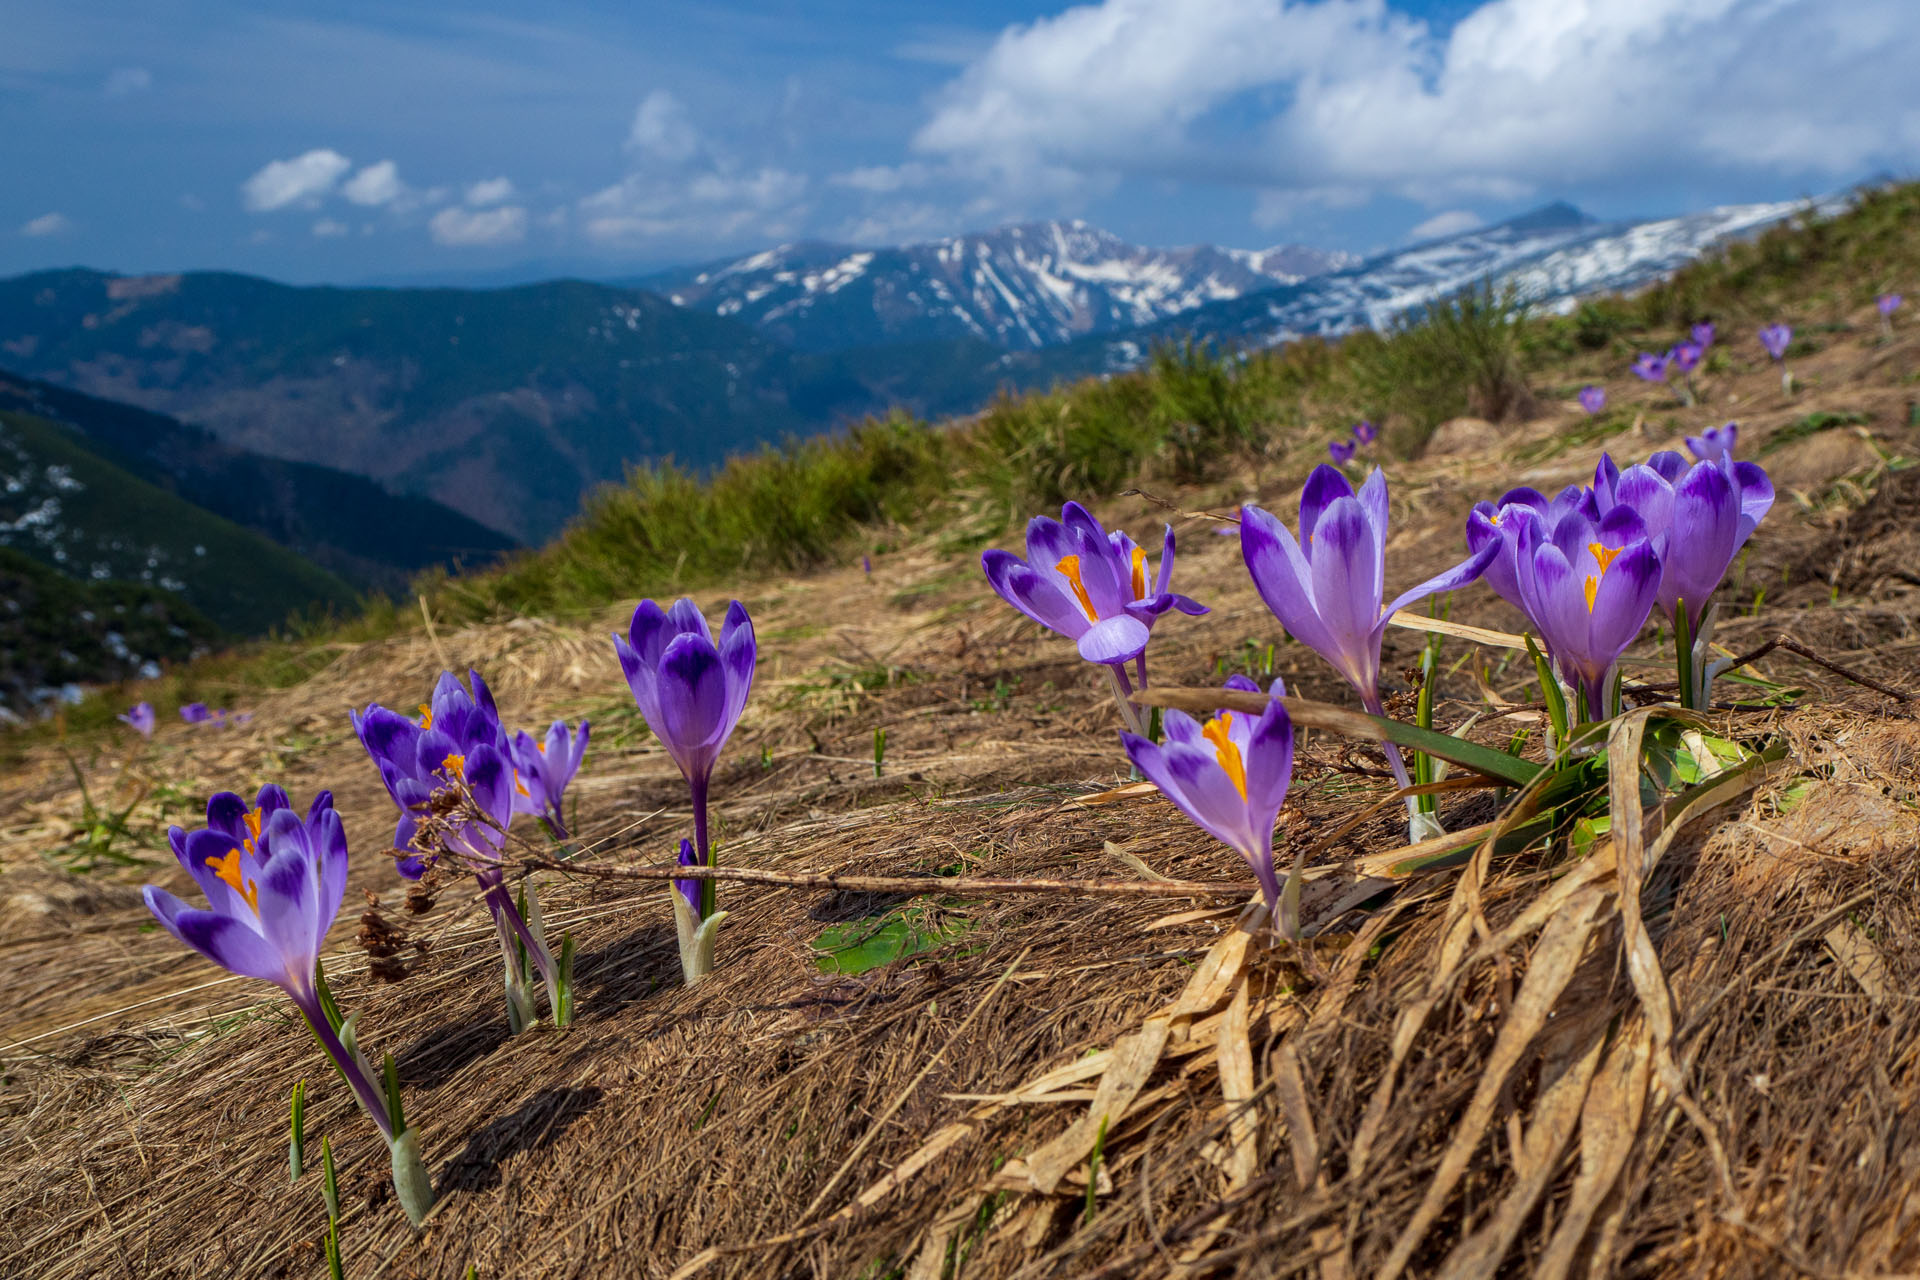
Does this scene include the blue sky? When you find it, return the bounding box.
[3,0,1913,283]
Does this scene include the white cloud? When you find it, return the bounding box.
[585,93,809,246]
[103,67,152,98]
[241,148,352,212]
[342,160,404,207]
[465,177,517,207]
[429,204,528,247]
[916,0,1920,216]
[1409,209,1484,240]
[20,212,72,237]
[312,218,350,238]
[627,89,701,162]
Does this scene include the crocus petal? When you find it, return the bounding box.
[1297,465,1354,550]
[657,635,729,767]
[1306,499,1383,682]
[983,551,1088,638]
[205,791,251,843]
[1588,541,1662,661]
[665,596,715,647]
[1077,615,1151,664]
[253,835,321,981]
[1380,540,1499,629]
[1731,462,1774,541]
[1153,524,1176,597]
[1241,504,1340,663]
[144,887,285,985]
[1161,708,1204,745]
[718,600,757,736]
[1355,467,1390,543]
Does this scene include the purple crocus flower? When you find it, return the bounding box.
[144,786,434,1219]
[354,670,565,1028]
[145,788,385,1134]
[180,702,213,724]
[1685,423,1738,463]
[1669,342,1703,375]
[1879,293,1902,317]
[613,598,755,981]
[1595,451,1774,635]
[1511,509,1663,722]
[1241,466,1496,810]
[1578,385,1605,414]
[1630,352,1669,383]
[1352,420,1378,445]
[862,554,873,576]
[1692,321,1716,349]
[1759,324,1792,361]
[981,504,1207,732]
[1329,439,1357,464]
[1122,675,1294,919]
[118,702,155,737]
[509,719,589,840]
[1464,484,1588,611]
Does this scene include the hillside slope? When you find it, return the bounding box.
[0,371,516,590]
[0,407,359,632]
[0,270,882,542]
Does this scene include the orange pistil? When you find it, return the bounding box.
[442,753,466,778]
[1582,541,1623,612]
[1055,555,1100,622]
[1129,546,1148,600]
[417,703,433,730]
[1201,713,1249,800]
[206,847,260,914]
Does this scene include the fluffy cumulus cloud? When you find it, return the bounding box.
[241,148,353,212]
[429,204,528,247]
[915,0,1920,214]
[20,212,72,238]
[583,90,808,245]
[342,160,405,207]
[464,177,517,207]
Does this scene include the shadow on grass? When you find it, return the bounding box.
[441,1085,606,1193]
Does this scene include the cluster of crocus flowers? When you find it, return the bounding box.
[142,787,433,1225]
[1242,466,1495,840]
[981,502,1207,735]
[1632,336,1706,407]
[354,670,573,1031]
[1122,675,1297,931]
[1760,323,1794,393]
[1466,433,1773,720]
[179,702,247,729]
[613,597,756,984]
[1578,385,1605,415]
[118,701,155,737]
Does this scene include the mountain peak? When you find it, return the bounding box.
[1497,201,1596,233]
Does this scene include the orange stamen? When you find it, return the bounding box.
[1201,713,1249,800]
[1129,546,1148,599]
[514,768,531,798]
[417,703,433,730]
[1054,555,1100,622]
[1583,541,1622,613]
[242,808,262,854]
[442,753,466,778]
[206,847,260,915]
[536,741,548,754]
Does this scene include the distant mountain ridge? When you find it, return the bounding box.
[0,193,1832,550]
[633,220,1360,352]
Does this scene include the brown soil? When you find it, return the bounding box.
[2,318,1919,1279]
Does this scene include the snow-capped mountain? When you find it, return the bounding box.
[636,221,1359,353]
[1080,196,1839,369]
